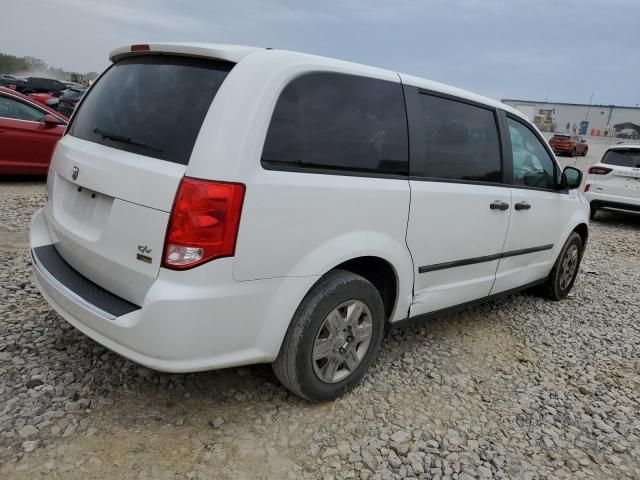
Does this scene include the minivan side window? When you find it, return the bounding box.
[412,94,502,182]
[261,72,408,176]
[507,118,556,190]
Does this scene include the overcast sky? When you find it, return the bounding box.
[2,0,638,106]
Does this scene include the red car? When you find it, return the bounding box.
[0,87,68,174]
[28,92,58,107]
[549,133,588,157]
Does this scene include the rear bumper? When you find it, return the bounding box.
[30,208,317,372]
[551,144,574,153]
[584,191,640,213]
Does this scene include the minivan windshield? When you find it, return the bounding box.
[69,55,233,165]
[602,149,640,168]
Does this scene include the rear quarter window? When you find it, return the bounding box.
[261,72,408,176]
[69,56,233,165]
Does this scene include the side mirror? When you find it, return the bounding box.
[43,114,62,127]
[561,166,582,190]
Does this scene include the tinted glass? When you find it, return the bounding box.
[62,88,85,101]
[0,96,45,122]
[602,149,640,167]
[262,72,408,175]
[413,94,501,182]
[552,134,570,140]
[507,118,556,189]
[69,56,232,165]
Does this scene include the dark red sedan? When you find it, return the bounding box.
[0,87,68,174]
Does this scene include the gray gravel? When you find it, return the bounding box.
[1,179,639,480]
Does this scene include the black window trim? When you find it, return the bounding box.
[260,70,410,179]
[501,111,566,194]
[65,64,109,133]
[404,85,506,186]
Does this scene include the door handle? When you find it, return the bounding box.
[490,201,509,211]
[515,201,531,211]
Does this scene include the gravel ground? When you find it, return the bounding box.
[1,148,639,479]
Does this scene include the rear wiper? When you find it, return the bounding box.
[93,128,163,153]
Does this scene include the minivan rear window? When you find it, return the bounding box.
[69,56,233,165]
[602,149,640,168]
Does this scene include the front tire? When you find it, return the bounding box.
[273,269,385,401]
[541,232,583,300]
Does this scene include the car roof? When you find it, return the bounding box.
[0,86,69,120]
[108,42,526,120]
[607,144,640,150]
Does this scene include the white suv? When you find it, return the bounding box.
[30,43,589,401]
[584,144,640,219]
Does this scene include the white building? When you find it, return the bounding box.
[502,99,640,136]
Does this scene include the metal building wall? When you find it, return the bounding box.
[502,100,640,135]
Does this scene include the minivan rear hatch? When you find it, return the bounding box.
[43,54,233,306]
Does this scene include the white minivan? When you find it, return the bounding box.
[30,43,589,401]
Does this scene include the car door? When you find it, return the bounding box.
[403,86,512,316]
[0,93,64,174]
[578,136,587,154]
[491,113,575,293]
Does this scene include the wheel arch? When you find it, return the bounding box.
[573,222,589,250]
[331,256,401,323]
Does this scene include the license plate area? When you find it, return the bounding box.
[53,173,114,241]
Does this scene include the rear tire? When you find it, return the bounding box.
[540,232,583,300]
[273,269,385,401]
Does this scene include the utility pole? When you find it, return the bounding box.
[585,92,594,121]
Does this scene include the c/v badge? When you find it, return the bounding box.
[137,245,152,264]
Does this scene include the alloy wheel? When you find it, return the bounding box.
[559,244,579,290]
[312,300,373,383]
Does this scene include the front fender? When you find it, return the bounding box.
[553,196,589,262]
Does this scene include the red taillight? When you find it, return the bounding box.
[131,44,150,52]
[584,184,591,192]
[162,177,245,270]
[588,166,612,175]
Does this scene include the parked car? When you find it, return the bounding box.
[0,74,27,90]
[584,145,640,219]
[616,129,639,140]
[56,87,86,117]
[549,133,588,156]
[63,81,84,89]
[0,87,68,174]
[28,92,58,106]
[17,77,67,95]
[30,43,589,401]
